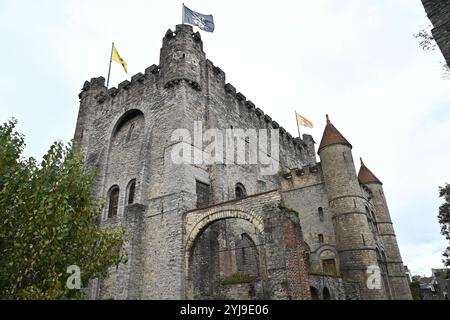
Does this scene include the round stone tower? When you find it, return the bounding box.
[318,115,387,299]
[159,24,206,90]
[358,160,412,300]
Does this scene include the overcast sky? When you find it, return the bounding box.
[0,0,448,277]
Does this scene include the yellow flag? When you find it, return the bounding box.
[112,45,128,74]
[296,112,314,128]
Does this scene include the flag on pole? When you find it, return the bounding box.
[296,112,314,128]
[111,44,128,74]
[182,4,215,32]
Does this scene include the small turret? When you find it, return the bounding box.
[318,114,352,154]
[358,158,382,185]
[357,158,412,299]
[159,24,206,90]
[319,115,387,299]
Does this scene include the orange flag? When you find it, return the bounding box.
[295,112,314,128]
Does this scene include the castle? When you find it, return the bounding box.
[74,24,412,300]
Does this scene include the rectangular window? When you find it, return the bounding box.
[322,259,337,276]
[318,234,324,243]
[196,180,210,208]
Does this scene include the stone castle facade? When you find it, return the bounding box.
[74,24,412,300]
[421,0,450,66]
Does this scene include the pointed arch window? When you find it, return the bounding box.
[236,233,259,276]
[127,179,136,205]
[108,186,120,218]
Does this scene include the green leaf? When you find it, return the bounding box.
[0,119,127,300]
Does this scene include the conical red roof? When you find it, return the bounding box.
[318,115,352,154]
[358,158,382,185]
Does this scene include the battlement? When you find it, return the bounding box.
[78,66,160,102]
[221,79,312,156]
[78,60,203,104]
[206,59,226,82]
[162,24,204,52]
[280,163,324,190]
[159,24,206,90]
[77,25,317,162]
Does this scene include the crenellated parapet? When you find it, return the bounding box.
[78,76,106,99]
[159,24,205,90]
[220,79,313,162]
[77,25,317,168]
[78,64,163,106]
[280,163,323,191]
[206,59,226,83]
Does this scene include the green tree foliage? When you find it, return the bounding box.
[0,119,127,299]
[438,184,450,267]
[409,275,423,300]
[221,272,256,285]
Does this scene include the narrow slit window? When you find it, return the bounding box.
[318,207,324,221]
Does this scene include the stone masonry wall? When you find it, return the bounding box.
[75,23,410,300]
[184,190,311,300]
[422,0,450,66]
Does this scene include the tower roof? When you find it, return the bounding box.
[358,158,382,185]
[318,115,352,154]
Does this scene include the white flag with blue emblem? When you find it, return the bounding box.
[182,4,215,32]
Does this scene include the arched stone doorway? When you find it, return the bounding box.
[185,210,267,300]
[188,218,266,299]
[183,195,312,300]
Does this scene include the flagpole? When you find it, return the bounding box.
[182,3,185,24]
[106,42,114,89]
[295,112,301,138]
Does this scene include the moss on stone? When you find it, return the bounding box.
[221,272,257,285]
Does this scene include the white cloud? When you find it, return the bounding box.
[401,240,446,277]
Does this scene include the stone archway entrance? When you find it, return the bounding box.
[188,217,267,299]
[184,209,267,300]
[183,191,312,300]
